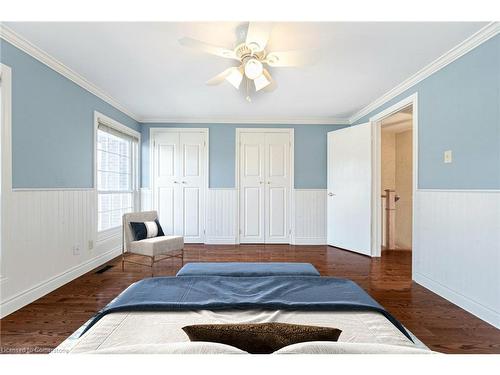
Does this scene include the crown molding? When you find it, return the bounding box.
[0,24,140,122]
[349,21,500,124]
[139,117,350,125]
[2,22,497,127]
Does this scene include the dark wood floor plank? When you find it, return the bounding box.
[0,245,499,354]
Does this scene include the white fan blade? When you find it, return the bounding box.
[206,66,244,89]
[179,37,238,60]
[265,50,316,67]
[225,66,244,89]
[253,71,271,92]
[246,22,273,53]
[206,68,235,85]
[262,69,277,92]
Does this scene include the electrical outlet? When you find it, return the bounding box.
[88,240,94,251]
[444,150,453,163]
[73,244,80,256]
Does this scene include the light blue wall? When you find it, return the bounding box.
[140,123,347,189]
[0,40,140,189]
[4,33,497,190]
[353,35,500,190]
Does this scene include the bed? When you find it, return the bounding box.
[55,262,433,354]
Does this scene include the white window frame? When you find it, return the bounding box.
[0,64,13,284]
[94,111,140,240]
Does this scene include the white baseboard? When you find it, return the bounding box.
[414,272,500,329]
[293,237,327,245]
[204,237,237,245]
[0,247,121,318]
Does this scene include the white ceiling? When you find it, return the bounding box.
[5,22,487,122]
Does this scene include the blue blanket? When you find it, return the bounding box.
[176,262,320,277]
[80,276,412,342]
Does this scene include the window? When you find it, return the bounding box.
[96,120,139,233]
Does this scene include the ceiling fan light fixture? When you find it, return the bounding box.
[225,66,244,89]
[253,73,271,92]
[244,58,263,80]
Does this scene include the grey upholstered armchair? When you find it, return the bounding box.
[122,211,184,276]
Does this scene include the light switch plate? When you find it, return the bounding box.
[444,150,452,163]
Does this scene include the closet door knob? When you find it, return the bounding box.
[259,181,264,184]
[182,181,187,184]
[174,181,179,184]
[328,192,335,196]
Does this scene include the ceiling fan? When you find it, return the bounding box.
[179,22,312,101]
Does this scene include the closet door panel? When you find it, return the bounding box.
[268,187,286,239]
[265,132,290,243]
[239,132,265,243]
[179,132,206,243]
[158,187,175,236]
[154,132,182,236]
[183,187,201,238]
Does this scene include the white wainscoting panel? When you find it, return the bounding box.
[205,189,238,244]
[0,189,121,318]
[294,189,327,245]
[414,190,500,328]
[144,188,327,245]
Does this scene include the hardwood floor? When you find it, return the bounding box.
[1,245,499,354]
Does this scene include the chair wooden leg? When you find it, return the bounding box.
[121,254,125,272]
[151,256,154,277]
[181,249,184,267]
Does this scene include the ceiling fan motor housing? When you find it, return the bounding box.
[235,43,266,61]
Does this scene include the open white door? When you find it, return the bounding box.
[327,123,372,256]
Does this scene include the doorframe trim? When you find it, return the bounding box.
[149,127,210,243]
[235,128,295,244]
[369,93,419,262]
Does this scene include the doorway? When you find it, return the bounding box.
[380,105,413,252]
[370,93,418,261]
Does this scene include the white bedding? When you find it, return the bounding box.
[56,309,429,354]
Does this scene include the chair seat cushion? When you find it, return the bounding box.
[129,235,184,257]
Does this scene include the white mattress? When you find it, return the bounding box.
[56,309,428,353]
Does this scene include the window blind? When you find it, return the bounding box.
[97,121,139,232]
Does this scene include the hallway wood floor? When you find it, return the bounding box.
[1,245,499,354]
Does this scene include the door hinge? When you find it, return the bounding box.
[289,229,292,235]
[203,229,206,234]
